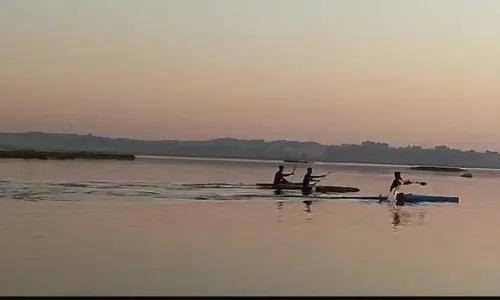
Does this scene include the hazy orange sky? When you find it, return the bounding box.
[1,0,500,151]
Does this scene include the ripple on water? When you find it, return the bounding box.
[0,179,465,217]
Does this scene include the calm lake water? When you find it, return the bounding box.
[1,156,500,296]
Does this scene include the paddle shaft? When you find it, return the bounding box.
[289,164,298,184]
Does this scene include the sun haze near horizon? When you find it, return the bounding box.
[1,0,500,151]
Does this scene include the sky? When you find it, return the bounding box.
[1,0,500,151]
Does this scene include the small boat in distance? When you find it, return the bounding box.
[256,183,360,194]
[460,172,473,178]
[283,159,313,163]
[410,166,466,172]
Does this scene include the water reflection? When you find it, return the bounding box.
[419,211,426,225]
[391,205,427,232]
[303,200,313,221]
[303,200,312,213]
[276,201,284,223]
[392,207,410,231]
[274,199,316,223]
[274,198,428,229]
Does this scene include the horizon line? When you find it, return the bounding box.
[1,130,497,154]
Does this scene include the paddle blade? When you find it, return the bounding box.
[419,182,427,186]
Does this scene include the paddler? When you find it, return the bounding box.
[273,165,295,195]
[389,171,413,206]
[301,167,329,196]
[273,165,295,185]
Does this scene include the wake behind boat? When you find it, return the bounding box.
[256,183,360,193]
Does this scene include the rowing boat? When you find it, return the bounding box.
[276,194,459,203]
[283,159,312,163]
[410,166,466,172]
[460,172,473,178]
[256,183,360,193]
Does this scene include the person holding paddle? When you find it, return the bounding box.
[273,165,295,194]
[301,167,330,196]
[273,165,295,185]
[389,171,426,206]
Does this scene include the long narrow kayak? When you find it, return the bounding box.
[401,194,459,203]
[331,194,458,203]
[256,183,360,193]
[276,194,459,203]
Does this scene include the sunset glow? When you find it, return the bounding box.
[1,0,500,150]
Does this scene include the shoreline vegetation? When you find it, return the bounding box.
[0,150,135,160]
[0,131,499,168]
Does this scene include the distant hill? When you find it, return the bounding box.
[1,131,500,169]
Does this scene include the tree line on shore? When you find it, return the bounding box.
[1,132,499,168]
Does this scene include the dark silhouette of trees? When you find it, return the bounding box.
[1,132,499,168]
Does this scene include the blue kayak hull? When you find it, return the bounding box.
[333,194,459,203]
[401,194,459,203]
[280,194,459,203]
